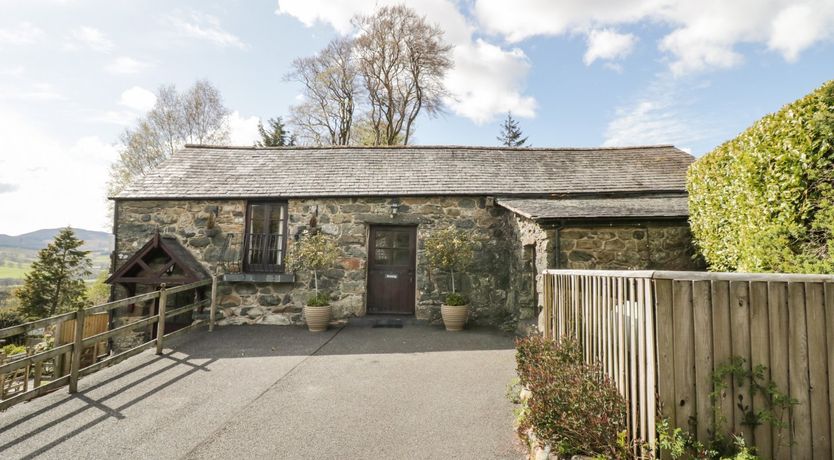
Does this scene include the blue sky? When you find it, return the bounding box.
[0,0,833,235]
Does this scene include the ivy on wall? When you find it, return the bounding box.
[688,79,834,272]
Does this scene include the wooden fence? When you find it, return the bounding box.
[0,276,218,411]
[542,269,834,459]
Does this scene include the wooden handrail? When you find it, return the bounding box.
[85,290,161,314]
[81,315,160,347]
[0,344,73,375]
[0,275,219,409]
[165,278,212,295]
[164,299,210,319]
[0,311,77,340]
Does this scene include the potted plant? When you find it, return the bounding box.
[424,226,475,331]
[287,230,339,332]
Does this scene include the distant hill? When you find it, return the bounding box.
[0,228,113,283]
[0,228,113,252]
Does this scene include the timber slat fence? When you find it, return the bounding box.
[0,275,218,411]
[542,269,834,459]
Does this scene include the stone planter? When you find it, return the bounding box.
[440,304,468,331]
[304,305,331,332]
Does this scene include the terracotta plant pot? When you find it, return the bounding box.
[305,305,331,332]
[441,304,468,331]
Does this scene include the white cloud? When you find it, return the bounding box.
[0,22,44,46]
[768,4,825,62]
[0,109,117,234]
[0,82,65,101]
[68,26,114,52]
[584,29,637,65]
[92,110,138,126]
[227,111,261,146]
[276,0,535,123]
[105,56,152,74]
[603,75,710,150]
[119,86,156,111]
[0,65,25,77]
[166,11,248,49]
[444,40,536,123]
[474,0,834,74]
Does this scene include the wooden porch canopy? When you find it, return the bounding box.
[107,232,210,286]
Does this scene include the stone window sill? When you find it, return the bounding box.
[222,273,296,283]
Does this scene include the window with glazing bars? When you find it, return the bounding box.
[244,202,288,273]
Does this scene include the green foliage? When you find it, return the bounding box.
[424,226,475,294]
[688,79,834,272]
[306,291,330,307]
[656,419,759,460]
[286,231,340,296]
[0,309,26,344]
[655,356,794,459]
[444,292,467,306]
[515,336,629,458]
[497,112,529,147]
[86,271,111,306]
[15,227,92,319]
[711,356,797,436]
[1,343,27,357]
[256,117,295,147]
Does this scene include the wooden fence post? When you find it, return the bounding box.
[543,273,553,339]
[155,284,168,355]
[209,274,218,332]
[68,307,85,393]
[0,353,6,399]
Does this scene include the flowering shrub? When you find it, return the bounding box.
[515,336,629,458]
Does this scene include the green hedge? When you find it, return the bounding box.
[688,80,834,273]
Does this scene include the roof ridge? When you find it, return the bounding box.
[183,144,680,152]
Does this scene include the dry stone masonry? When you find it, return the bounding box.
[112,196,702,334]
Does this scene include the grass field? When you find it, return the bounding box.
[0,264,29,279]
[0,247,109,283]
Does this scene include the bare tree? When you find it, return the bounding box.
[107,80,230,198]
[286,38,358,145]
[352,6,452,145]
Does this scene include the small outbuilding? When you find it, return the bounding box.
[109,144,702,330]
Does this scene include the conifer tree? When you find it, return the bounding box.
[256,117,296,147]
[497,112,529,147]
[15,227,92,318]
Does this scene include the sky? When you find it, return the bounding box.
[0,0,833,236]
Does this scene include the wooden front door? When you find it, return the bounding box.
[367,226,416,315]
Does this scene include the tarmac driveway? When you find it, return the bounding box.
[0,320,522,459]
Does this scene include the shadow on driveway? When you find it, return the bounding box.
[0,323,522,459]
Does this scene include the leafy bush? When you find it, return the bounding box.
[0,309,26,344]
[424,226,475,295]
[444,292,467,306]
[657,419,760,460]
[286,230,340,296]
[515,336,629,458]
[1,343,27,357]
[688,79,834,272]
[306,291,330,307]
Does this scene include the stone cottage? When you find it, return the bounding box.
[108,144,701,333]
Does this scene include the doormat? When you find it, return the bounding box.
[372,319,404,328]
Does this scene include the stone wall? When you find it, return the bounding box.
[113,198,702,334]
[557,223,702,270]
[113,196,516,328]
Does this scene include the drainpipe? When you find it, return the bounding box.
[553,223,562,269]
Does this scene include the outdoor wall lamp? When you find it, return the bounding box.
[390,200,400,218]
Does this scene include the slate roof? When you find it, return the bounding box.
[113,144,694,199]
[496,194,690,221]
